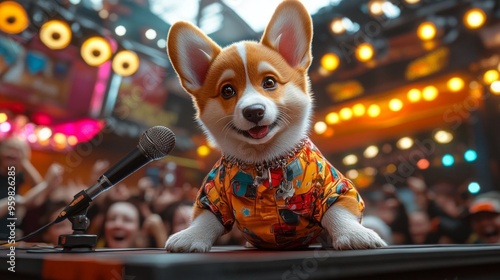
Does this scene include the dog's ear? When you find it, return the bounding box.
[260,0,313,70]
[167,21,221,93]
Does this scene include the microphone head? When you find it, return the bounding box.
[139,126,176,160]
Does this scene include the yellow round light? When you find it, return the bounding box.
[447,77,464,92]
[367,104,381,118]
[0,113,7,123]
[112,50,140,76]
[368,0,384,16]
[343,154,358,166]
[355,43,374,62]
[40,20,72,50]
[464,8,486,30]
[67,135,78,146]
[491,81,500,95]
[388,98,403,112]
[434,130,453,144]
[407,88,422,103]
[197,145,210,157]
[320,53,340,72]
[352,103,365,117]
[80,36,112,66]
[330,18,345,34]
[0,1,29,34]
[325,112,340,124]
[339,107,353,121]
[405,0,420,4]
[422,85,438,101]
[417,21,437,41]
[363,145,379,159]
[396,137,414,150]
[53,133,67,145]
[314,121,327,135]
[483,69,499,85]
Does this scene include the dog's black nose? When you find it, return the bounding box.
[243,104,265,124]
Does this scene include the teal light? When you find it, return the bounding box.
[464,149,477,162]
[442,154,454,167]
[468,182,480,194]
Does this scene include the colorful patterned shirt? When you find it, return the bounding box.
[195,139,364,249]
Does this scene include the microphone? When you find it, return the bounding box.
[55,126,176,223]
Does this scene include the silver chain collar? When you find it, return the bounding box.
[222,138,307,170]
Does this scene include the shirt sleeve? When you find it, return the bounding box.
[314,162,365,224]
[195,160,235,233]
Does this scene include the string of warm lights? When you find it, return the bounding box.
[0,0,140,76]
[319,0,491,73]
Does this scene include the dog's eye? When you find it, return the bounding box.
[262,77,276,90]
[221,84,236,99]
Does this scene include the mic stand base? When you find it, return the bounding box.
[58,234,97,252]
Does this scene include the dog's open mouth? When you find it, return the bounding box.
[234,122,278,140]
[246,125,269,139]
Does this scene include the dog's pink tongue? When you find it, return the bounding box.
[248,126,269,139]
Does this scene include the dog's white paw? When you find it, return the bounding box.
[165,227,213,253]
[331,223,387,250]
[321,205,388,250]
[165,210,225,253]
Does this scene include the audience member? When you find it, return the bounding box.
[467,191,500,244]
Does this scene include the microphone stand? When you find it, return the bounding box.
[57,207,97,252]
[56,191,97,252]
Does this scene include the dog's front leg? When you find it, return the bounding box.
[165,209,224,252]
[321,205,387,250]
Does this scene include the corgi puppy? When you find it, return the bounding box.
[165,0,387,252]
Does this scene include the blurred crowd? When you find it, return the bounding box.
[1,136,500,249]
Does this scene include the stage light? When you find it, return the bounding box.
[407,88,422,103]
[320,53,340,72]
[416,158,430,170]
[40,20,72,50]
[417,21,437,41]
[81,36,112,66]
[447,77,464,92]
[0,122,11,133]
[388,98,403,112]
[368,0,385,16]
[157,39,166,49]
[0,113,7,123]
[490,81,500,95]
[339,107,353,120]
[197,145,210,157]
[422,85,438,101]
[355,43,375,62]
[314,121,327,134]
[385,163,397,173]
[434,130,453,144]
[483,69,499,85]
[464,8,486,30]
[464,149,477,162]
[0,1,29,34]
[367,104,380,117]
[352,103,365,117]
[343,154,358,166]
[37,126,52,141]
[442,154,454,167]
[330,18,346,34]
[53,133,67,145]
[404,0,421,4]
[396,137,413,150]
[115,25,126,36]
[346,169,359,179]
[363,145,379,158]
[468,182,480,194]
[67,135,78,146]
[112,50,140,76]
[325,112,340,124]
[145,28,157,40]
